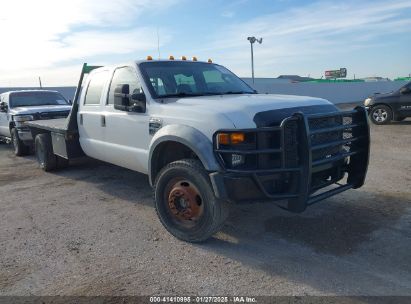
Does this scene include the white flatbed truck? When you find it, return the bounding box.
[26,60,370,242]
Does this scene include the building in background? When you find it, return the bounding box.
[361,77,391,82]
[277,75,315,83]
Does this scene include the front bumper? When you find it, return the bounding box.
[210,106,370,213]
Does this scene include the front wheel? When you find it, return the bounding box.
[154,159,228,242]
[11,128,29,156]
[369,105,392,125]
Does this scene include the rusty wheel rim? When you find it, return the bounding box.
[166,178,204,226]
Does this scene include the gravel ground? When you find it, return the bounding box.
[0,113,410,296]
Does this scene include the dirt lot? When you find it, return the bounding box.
[0,115,410,296]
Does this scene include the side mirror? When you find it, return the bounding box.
[0,102,8,112]
[114,84,131,111]
[69,99,73,105]
[129,91,146,113]
[400,87,410,94]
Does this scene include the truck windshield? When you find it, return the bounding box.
[139,61,255,98]
[9,91,69,108]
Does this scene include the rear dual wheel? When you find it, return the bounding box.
[35,134,68,171]
[154,159,228,242]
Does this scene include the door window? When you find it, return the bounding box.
[84,71,109,105]
[107,67,142,105]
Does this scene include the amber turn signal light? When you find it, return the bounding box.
[230,133,245,144]
[217,132,245,145]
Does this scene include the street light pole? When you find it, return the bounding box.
[247,36,263,84]
[250,41,254,83]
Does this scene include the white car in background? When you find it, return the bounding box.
[0,90,72,155]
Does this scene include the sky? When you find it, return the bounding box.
[0,0,410,86]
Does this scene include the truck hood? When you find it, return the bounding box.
[167,94,337,128]
[9,105,72,115]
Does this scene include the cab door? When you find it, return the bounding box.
[102,66,150,173]
[78,70,110,161]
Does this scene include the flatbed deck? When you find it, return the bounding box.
[26,118,69,135]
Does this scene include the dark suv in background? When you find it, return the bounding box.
[364,81,411,124]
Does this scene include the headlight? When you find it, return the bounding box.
[13,115,34,122]
[364,98,372,106]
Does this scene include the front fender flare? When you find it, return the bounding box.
[148,124,221,186]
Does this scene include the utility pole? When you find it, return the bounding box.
[247,36,263,84]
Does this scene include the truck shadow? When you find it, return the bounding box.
[215,191,410,256]
[199,191,411,294]
[52,158,410,257]
[52,157,155,207]
[48,158,411,293]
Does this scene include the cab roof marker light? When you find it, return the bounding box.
[208,58,213,63]
[146,55,153,60]
[192,56,198,61]
[169,55,175,60]
[181,56,187,60]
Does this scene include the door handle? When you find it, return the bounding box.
[101,115,106,127]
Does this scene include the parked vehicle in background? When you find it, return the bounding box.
[0,90,72,155]
[26,60,370,242]
[364,81,411,124]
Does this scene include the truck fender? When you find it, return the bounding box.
[148,124,221,186]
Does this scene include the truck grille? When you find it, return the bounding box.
[309,116,343,162]
[308,113,361,165]
[283,120,299,167]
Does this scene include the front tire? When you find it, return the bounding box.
[369,105,392,125]
[11,128,29,156]
[154,159,228,242]
[35,134,57,171]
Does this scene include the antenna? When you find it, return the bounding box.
[157,27,161,59]
[38,76,43,88]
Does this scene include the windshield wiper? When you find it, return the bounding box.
[158,91,255,98]
[221,91,255,95]
[158,92,205,98]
